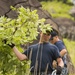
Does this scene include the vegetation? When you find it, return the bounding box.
[39,0,71,3]
[41,1,74,20]
[63,38,75,67]
[0,0,75,75]
[0,6,52,75]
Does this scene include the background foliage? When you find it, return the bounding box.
[41,0,73,19]
[63,39,75,67]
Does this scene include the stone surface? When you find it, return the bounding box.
[54,17,75,40]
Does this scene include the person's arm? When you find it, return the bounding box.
[12,46,28,61]
[56,57,64,68]
[60,49,67,57]
[56,57,64,74]
[55,41,67,57]
[3,40,28,60]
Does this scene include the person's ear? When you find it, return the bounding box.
[56,36,58,38]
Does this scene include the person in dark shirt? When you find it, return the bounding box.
[7,30,64,75]
[50,30,68,75]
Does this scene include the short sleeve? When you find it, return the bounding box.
[23,46,31,59]
[55,41,66,51]
[53,45,61,60]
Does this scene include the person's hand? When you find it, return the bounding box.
[53,60,57,68]
[3,39,7,44]
[56,66,62,74]
[3,39,15,48]
[8,43,15,48]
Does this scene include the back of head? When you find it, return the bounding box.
[50,29,59,40]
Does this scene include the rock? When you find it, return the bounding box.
[54,17,75,40]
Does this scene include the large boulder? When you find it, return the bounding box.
[54,17,75,40]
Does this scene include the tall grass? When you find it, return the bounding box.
[63,38,75,67]
[41,1,73,19]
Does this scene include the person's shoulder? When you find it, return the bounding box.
[49,43,59,53]
[49,43,58,48]
[29,43,39,48]
[55,40,63,44]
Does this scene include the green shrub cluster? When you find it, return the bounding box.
[0,6,52,75]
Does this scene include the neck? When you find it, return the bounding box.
[56,38,60,42]
[54,38,60,44]
[39,41,49,44]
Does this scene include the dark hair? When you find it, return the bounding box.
[46,30,51,34]
[50,30,58,40]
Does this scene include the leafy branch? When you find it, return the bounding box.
[0,6,52,75]
[0,6,52,46]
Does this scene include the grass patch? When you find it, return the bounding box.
[41,1,73,19]
[63,38,75,67]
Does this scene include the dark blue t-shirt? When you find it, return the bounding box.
[23,42,61,73]
[54,40,67,65]
[54,40,65,52]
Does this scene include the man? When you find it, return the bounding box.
[50,30,68,75]
[7,30,64,75]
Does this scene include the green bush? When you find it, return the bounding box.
[0,6,52,75]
